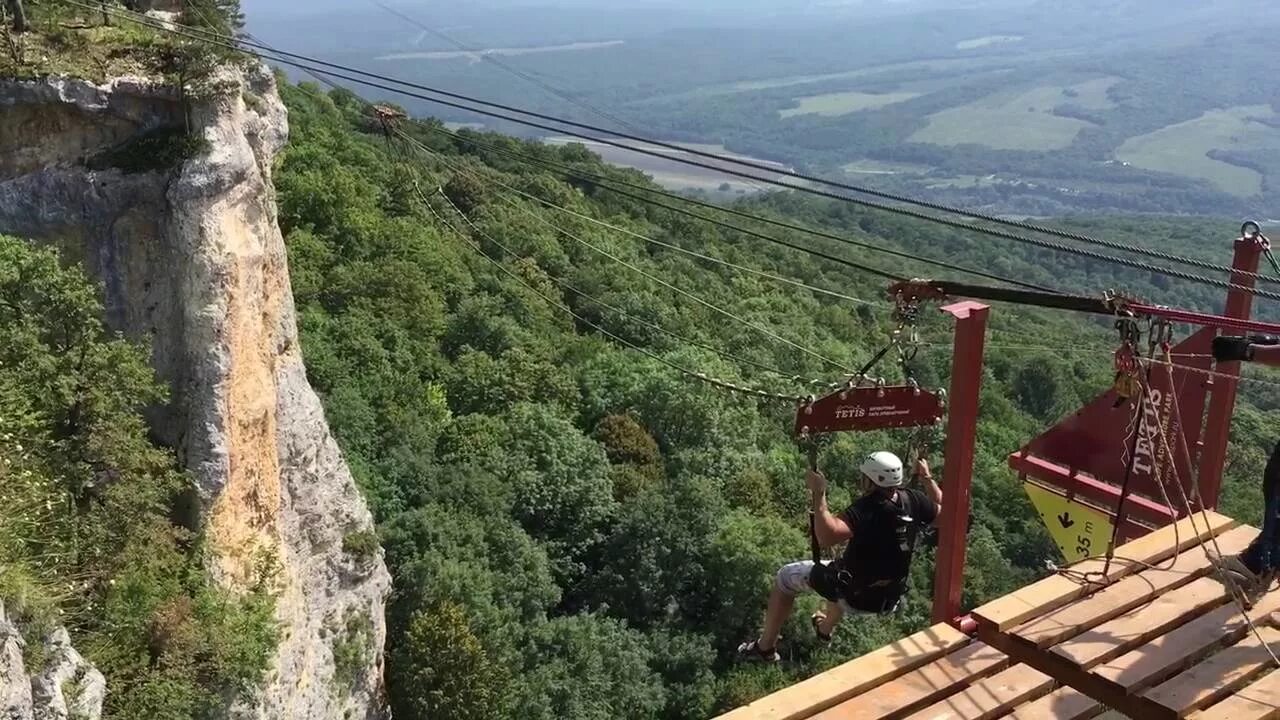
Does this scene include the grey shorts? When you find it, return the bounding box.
[774,560,900,615]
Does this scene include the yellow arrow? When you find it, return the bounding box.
[1023,481,1115,564]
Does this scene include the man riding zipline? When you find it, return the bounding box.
[1207,334,1280,601]
[737,450,942,662]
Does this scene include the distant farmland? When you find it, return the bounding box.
[1116,105,1280,197]
[779,90,920,118]
[909,77,1118,151]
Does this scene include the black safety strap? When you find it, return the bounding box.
[855,344,894,381]
[807,443,823,565]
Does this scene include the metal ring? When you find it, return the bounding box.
[1243,220,1262,239]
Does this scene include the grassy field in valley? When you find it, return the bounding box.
[779,90,921,118]
[1116,105,1280,196]
[908,77,1118,150]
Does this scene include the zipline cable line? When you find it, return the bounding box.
[131,0,1280,287]
[79,4,1280,395]
[364,0,774,196]
[417,122,1056,292]
[408,139,855,373]
[76,1,1280,301]
[137,7,870,392]
[393,129,896,300]
[422,186,807,404]
[409,180,830,388]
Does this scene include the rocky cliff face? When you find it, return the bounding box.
[0,64,391,718]
[0,602,106,720]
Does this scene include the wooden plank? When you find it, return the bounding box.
[1191,668,1280,720]
[714,624,971,720]
[1007,686,1097,720]
[809,643,1009,720]
[1013,526,1258,649]
[1144,627,1280,718]
[1095,589,1280,694]
[973,511,1237,632]
[898,664,1053,720]
[1051,576,1230,669]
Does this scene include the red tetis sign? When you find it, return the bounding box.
[795,385,945,436]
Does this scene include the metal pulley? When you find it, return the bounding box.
[1112,317,1142,404]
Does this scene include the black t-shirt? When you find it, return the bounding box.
[839,488,938,585]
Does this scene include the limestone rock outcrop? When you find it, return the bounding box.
[0,63,391,719]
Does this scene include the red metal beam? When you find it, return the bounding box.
[1198,234,1266,508]
[932,301,988,626]
[1128,302,1280,336]
[1007,454,1179,527]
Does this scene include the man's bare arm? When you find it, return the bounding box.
[915,459,943,526]
[807,469,853,548]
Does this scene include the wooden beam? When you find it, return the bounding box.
[809,643,1008,720]
[1012,526,1257,649]
[713,624,971,720]
[899,664,1054,720]
[1051,576,1234,669]
[972,511,1237,632]
[1143,626,1280,719]
[981,580,1248,720]
[1191,668,1280,720]
[1094,592,1280,695]
[1007,686,1098,720]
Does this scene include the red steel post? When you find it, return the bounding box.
[932,301,989,627]
[1198,234,1266,509]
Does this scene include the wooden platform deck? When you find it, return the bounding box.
[715,511,1280,720]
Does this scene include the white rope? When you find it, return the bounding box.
[1151,354,1280,667]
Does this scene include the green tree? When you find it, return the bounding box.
[513,614,666,720]
[389,603,508,720]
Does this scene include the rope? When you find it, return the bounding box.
[183,1,1280,286]
[1100,378,1150,579]
[96,8,867,401]
[393,129,908,289]
[423,123,1054,292]
[409,142,854,374]
[401,129,881,304]
[1152,355,1280,667]
[420,187,806,404]
[79,0,1280,301]
[496,190,879,305]
[427,182,832,388]
[1144,357,1280,392]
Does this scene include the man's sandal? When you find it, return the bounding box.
[811,612,832,644]
[736,639,781,663]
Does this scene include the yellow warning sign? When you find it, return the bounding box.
[1023,482,1115,564]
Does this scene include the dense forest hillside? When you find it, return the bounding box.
[274,80,1280,718]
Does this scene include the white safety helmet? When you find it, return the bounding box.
[861,451,905,488]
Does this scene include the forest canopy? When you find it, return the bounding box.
[272,78,1280,719]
